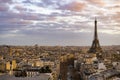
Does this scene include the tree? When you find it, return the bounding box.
[45,66,52,73]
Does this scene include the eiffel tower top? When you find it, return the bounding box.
[88,18,102,53]
[94,18,98,40]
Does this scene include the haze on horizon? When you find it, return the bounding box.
[0,0,120,46]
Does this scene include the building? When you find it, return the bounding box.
[0,73,52,80]
[0,61,6,72]
[6,61,11,71]
[88,18,102,54]
[88,69,120,80]
[11,60,17,70]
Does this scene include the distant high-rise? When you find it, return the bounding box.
[88,18,102,53]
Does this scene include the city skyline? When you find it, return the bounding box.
[0,0,120,46]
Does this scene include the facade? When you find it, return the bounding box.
[0,61,6,72]
[12,60,17,70]
[6,61,11,70]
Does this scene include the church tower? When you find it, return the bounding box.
[88,18,102,53]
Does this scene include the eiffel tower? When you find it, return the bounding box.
[88,18,102,53]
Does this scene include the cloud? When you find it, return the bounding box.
[99,29,120,34]
[87,0,105,6]
[0,3,9,11]
[0,0,12,3]
[112,12,120,20]
[14,5,27,12]
[0,0,120,45]
[60,1,86,11]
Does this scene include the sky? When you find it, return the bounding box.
[0,0,120,46]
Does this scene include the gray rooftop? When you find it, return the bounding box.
[89,69,120,80]
[0,74,51,80]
